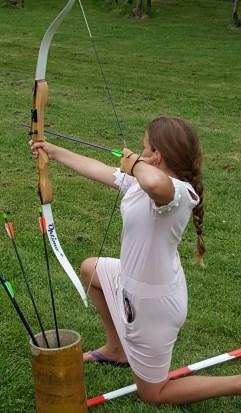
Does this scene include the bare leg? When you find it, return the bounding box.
[134,372,241,405]
[80,257,127,363]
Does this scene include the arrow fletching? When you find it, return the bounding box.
[38,207,47,234]
[3,213,15,240]
[5,281,14,298]
[0,274,14,298]
[111,149,123,158]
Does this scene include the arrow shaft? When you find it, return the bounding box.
[13,240,50,348]
[4,216,49,348]
[40,215,60,348]
[0,275,39,347]
[23,123,113,153]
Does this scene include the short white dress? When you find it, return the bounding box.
[96,169,199,383]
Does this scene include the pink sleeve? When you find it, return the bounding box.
[113,168,136,194]
[150,178,182,215]
[150,178,199,215]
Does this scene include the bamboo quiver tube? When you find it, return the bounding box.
[30,329,88,413]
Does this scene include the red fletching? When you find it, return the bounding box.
[5,222,15,240]
[39,215,47,234]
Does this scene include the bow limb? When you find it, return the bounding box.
[30,0,88,307]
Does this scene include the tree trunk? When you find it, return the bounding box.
[232,0,241,27]
[7,0,24,5]
[147,0,151,15]
[132,0,151,18]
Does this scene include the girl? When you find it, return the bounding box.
[30,116,241,405]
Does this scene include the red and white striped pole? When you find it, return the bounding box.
[87,347,241,408]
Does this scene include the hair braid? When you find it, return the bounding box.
[191,159,205,266]
[173,117,205,266]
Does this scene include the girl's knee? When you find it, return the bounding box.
[135,377,169,406]
[138,388,167,406]
[80,257,97,282]
[137,386,163,406]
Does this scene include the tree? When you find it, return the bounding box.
[232,0,241,27]
[132,0,152,17]
[112,0,152,18]
[5,0,24,6]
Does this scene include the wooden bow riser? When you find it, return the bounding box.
[31,80,53,205]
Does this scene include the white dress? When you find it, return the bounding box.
[96,169,199,383]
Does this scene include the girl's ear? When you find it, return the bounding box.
[153,150,162,166]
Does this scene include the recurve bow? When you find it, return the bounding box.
[30,0,88,307]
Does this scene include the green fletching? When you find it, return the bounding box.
[6,281,14,298]
[111,149,123,158]
[38,207,43,215]
[3,212,8,221]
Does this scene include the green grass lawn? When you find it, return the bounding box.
[0,0,241,411]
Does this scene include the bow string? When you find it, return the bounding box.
[77,0,128,295]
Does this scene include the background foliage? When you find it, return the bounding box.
[0,0,241,412]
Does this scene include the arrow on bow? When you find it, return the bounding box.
[30,0,87,307]
[23,123,123,157]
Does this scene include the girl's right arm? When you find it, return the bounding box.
[30,141,118,189]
